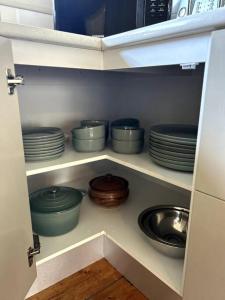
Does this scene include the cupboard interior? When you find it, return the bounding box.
[16,64,204,295]
[16,64,203,133]
[17,64,204,184]
[27,161,190,295]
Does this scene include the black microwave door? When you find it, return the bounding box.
[54,0,105,35]
[104,0,138,36]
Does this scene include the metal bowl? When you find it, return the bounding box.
[138,205,189,258]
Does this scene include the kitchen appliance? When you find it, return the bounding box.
[191,0,222,14]
[54,0,176,37]
[177,0,225,17]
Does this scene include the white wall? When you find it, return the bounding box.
[16,65,203,136]
[0,0,53,14]
[0,0,53,28]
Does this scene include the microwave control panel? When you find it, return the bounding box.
[144,0,170,25]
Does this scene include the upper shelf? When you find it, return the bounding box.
[0,9,225,69]
[25,146,193,191]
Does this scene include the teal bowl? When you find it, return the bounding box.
[112,127,145,141]
[81,120,109,140]
[112,138,143,154]
[72,137,105,152]
[111,118,140,128]
[71,125,105,140]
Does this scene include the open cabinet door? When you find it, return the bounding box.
[0,37,36,299]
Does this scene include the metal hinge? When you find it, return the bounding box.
[27,234,41,267]
[6,68,24,95]
[180,63,199,70]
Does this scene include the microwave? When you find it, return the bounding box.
[54,0,177,37]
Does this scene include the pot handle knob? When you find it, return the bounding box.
[78,189,87,197]
[48,186,60,197]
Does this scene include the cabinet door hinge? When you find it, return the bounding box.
[27,234,41,267]
[6,68,24,95]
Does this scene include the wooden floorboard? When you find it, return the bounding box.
[89,277,147,300]
[28,258,148,300]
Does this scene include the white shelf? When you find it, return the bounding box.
[0,22,101,50]
[1,9,225,51]
[25,146,107,176]
[36,170,189,295]
[1,9,224,70]
[26,145,193,191]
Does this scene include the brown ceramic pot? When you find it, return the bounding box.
[89,174,129,207]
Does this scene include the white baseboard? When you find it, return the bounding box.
[26,233,181,300]
[26,234,104,298]
[104,235,182,300]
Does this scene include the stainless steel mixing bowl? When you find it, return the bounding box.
[138,205,189,258]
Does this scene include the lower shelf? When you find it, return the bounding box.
[26,145,193,191]
[36,170,190,295]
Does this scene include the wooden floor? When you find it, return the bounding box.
[28,258,148,300]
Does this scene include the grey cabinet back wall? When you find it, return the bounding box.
[16,65,203,133]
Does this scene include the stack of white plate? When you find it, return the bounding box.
[149,124,197,172]
[23,127,65,162]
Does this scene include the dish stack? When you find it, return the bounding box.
[149,124,197,172]
[112,127,145,154]
[72,123,105,152]
[23,127,65,162]
[111,119,144,154]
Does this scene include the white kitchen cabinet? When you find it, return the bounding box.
[0,0,53,14]
[194,29,225,201]
[0,0,53,29]
[0,5,53,29]
[0,15,225,300]
[183,191,225,300]
[0,36,36,300]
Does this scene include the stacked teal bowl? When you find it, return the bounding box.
[81,120,109,141]
[71,124,105,152]
[111,126,145,154]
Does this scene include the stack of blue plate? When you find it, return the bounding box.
[22,127,65,162]
[149,124,197,172]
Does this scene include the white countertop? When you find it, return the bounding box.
[0,8,225,51]
[102,8,225,49]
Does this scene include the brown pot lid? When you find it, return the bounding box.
[89,174,128,192]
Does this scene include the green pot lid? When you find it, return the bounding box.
[30,186,83,213]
